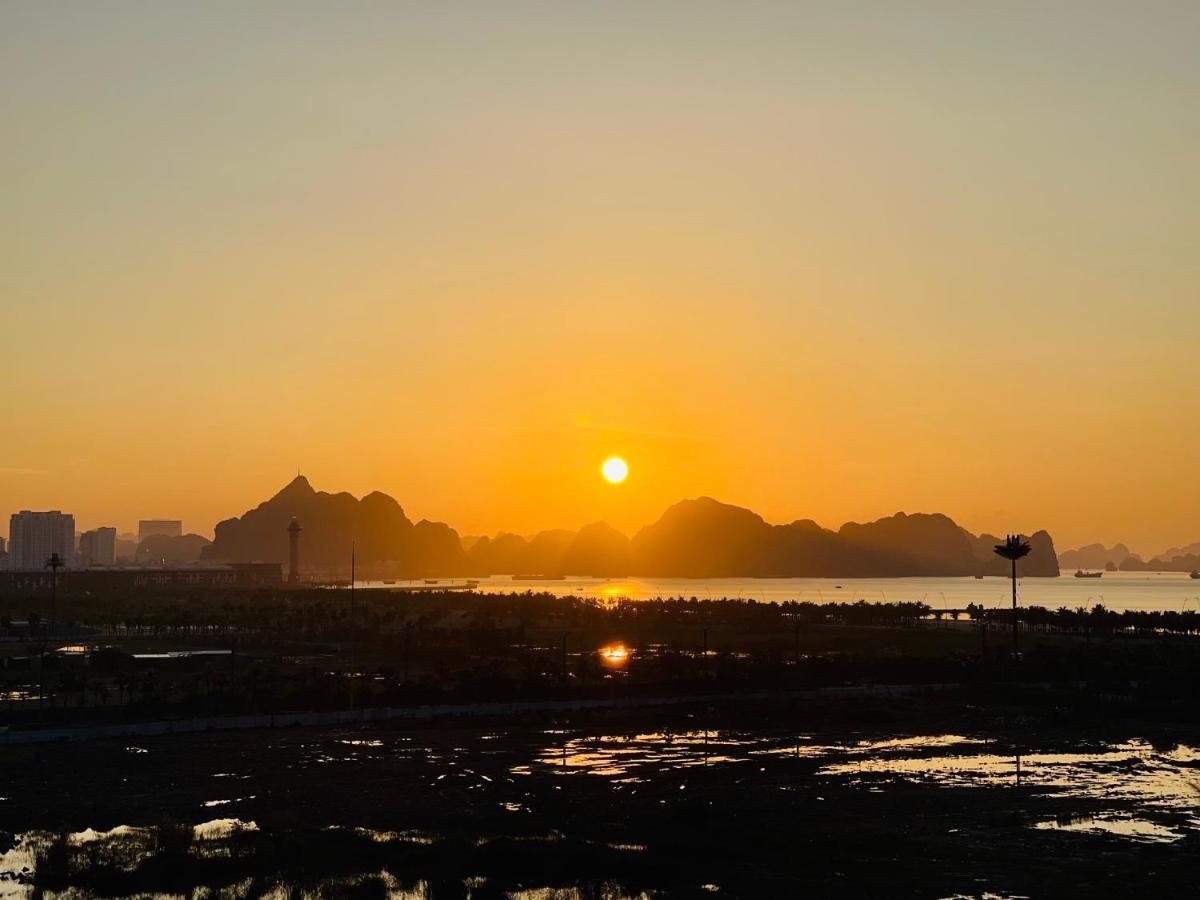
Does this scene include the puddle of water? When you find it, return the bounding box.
[853,734,987,752]
[1,691,45,704]
[69,825,143,844]
[819,740,1200,809]
[203,796,255,807]
[365,828,434,845]
[510,889,652,900]
[529,731,756,777]
[527,731,992,779]
[1033,813,1183,843]
[0,838,36,898]
[194,818,258,840]
[520,727,1200,843]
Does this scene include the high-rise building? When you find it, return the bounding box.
[8,511,76,570]
[138,519,182,544]
[78,527,118,568]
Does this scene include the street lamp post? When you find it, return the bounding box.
[45,553,64,641]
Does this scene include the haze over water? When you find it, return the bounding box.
[363,571,1200,613]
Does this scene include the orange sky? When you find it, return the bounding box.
[2,3,1197,555]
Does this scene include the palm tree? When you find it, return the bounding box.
[994,535,1031,658]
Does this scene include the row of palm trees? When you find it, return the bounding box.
[35,540,1035,656]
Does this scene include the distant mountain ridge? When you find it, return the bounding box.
[626,498,1058,578]
[1057,540,1200,573]
[1118,552,1200,573]
[1155,542,1200,562]
[1058,543,1138,570]
[205,479,1059,578]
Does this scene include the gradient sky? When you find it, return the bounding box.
[2,1,1197,554]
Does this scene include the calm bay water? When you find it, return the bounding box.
[362,571,1200,612]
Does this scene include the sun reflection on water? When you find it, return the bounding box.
[598,644,630,666]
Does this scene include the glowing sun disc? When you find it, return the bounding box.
[601,456,629,483]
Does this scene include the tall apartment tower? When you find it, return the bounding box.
[9,511,76,570]
[78,527,118,567]
[287,517,302,584]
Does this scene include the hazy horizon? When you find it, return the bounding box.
[7,471,1193,562]
[4,2,1197,553]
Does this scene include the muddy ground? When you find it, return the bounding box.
[3,689,1200,898]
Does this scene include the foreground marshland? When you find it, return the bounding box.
[4,690,1200,898]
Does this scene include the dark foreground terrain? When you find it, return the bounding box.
[3,688,1200,898]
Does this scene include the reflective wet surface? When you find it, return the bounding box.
[3,698,1199,896]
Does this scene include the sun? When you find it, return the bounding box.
[601,456,629,484]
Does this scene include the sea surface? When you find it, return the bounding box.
[359,571,1200,612]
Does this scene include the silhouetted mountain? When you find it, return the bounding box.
[968,531,1059,578]
[206,479,1060,579]
[560,522,632,577]
[1120,552,1200,573]
[464,533,528,575]
[464,529,579,576]
[629,499,1059,577]
[1154,542,1200,563]
[1058,543,1138,569]
[516,530,576,575]
[136,533,211,566]
[205,476,464,575]
[842,512,979,575]
[410,520,466,575]
[630,498,770,576]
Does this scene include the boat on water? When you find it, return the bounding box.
[392,582,474,592]
[1191,571,1200,580]
[1074,570,1103,579]
[973,574,985,580]
[424,579,439,585]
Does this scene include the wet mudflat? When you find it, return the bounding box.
[3,690,1200,898]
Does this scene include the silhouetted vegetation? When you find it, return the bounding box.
[3,586,1200,730]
